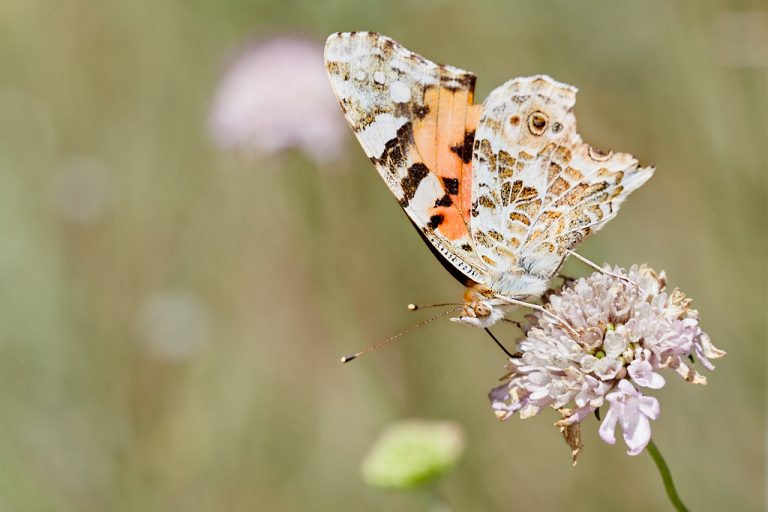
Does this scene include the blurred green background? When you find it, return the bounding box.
[0,0,765,510]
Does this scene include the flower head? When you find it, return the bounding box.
[209,35,347,164]
[490,265,725,459]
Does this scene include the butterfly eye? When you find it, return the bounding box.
[509,115,520,126]
[527,111,548,135]
[552,122,563,133]
[473,302,492,318]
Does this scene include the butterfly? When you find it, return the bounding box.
[324,32,653,329]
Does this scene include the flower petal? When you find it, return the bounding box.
[598,406,619,445]
[624,414,652,456]
[638,396,660,420]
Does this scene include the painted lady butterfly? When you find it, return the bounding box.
[325,32,653,330]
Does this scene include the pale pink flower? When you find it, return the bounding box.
[209,35,347,164]
[489,265,725,459]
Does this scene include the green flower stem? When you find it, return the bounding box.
[647,439,689,512]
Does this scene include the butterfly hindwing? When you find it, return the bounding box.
[471,75,654,279]
[325,32,485,284]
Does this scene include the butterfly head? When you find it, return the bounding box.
[450,300,506,328]
[449,286,505,328]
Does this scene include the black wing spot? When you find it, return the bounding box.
[450,130,475,164]
[414,104,430,119]
[442,177,460,195]
[459,74,476,88]
[434,193,453,207]
[399,162,429,207]
[375,122,414,170]
[427,214,444,229]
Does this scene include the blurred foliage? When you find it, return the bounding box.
[0,0,765,510]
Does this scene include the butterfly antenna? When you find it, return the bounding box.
[484,328,517,358]
[407,302,463,311]
[341,307,461,363]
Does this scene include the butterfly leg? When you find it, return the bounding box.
[501,318,523,329]
[483,328,517,358]
[566,250,637,286]
[493,295,579,337]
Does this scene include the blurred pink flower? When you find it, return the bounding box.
[209,35,347,164]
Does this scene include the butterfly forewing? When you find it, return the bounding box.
[324,32,486,284]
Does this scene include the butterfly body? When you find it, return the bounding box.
[324,32,654,327]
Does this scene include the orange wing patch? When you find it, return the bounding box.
[412,85,482,241]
